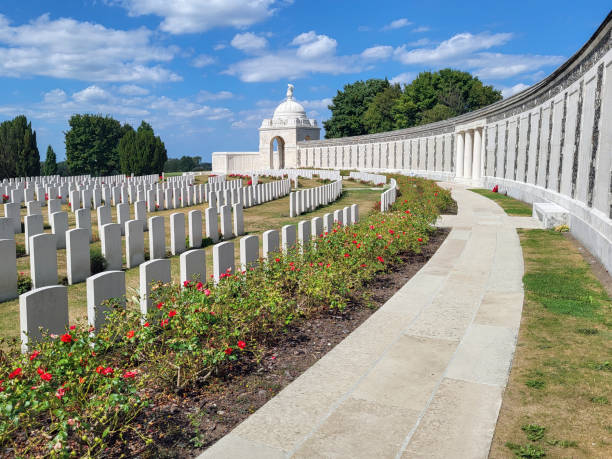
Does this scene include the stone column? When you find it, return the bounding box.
[455,132,464,178]
[472,128,482,180]
[463,129,473,179]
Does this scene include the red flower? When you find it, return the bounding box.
[389,229,394,235]
[9,368,22,379]
[237,340,246,350]
[224,347,233,355]
[122,370,138,379]
[492,185,499,193]
[156,302,164,310]
[60,333,72,343]
[183,280,192,288]
[196,281,203,291]
[40,372,52,382]
[69,325,76,330]
[204,288,211,296]
[95,366,104,374]
[55,386,67,400]
[418,237,423,242]
[275,258,281,263]
[377,256,384,263]
[344,253,350,258]
[29,350,40,361]
[101,367,114,376]
[37,367,44,375]
[168,310,177,318]
[143,322,150,327]
[161,318,169,327]
[126,330,135,339]
[361,263,367,268]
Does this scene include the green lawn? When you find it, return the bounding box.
[469,189,533,216]
[490,230,612,458]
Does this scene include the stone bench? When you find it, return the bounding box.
[532,202,569,229]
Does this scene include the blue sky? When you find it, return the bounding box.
[0,1,609,163]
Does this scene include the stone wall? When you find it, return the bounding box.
[296,13,612,272]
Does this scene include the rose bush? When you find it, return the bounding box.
[0,176,452,456]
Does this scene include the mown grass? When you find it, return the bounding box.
[490,230,612,458]
[0,177,381,342]
[469,189,533,216]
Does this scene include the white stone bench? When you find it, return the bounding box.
[532,202,569,229]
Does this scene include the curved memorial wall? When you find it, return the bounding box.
[296,13,612,272]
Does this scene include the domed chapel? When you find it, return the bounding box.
[212,84,321,172]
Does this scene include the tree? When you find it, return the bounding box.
[118,121,167,175]
[362,84,402,134]
[0,115,40,179]
[323,79,391,138]
[393,69,502,129]
[42,145,58,176]
[65,114,123,176]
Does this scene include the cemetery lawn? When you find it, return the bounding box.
[490,229,612,458]
[0,177,382,344]
[468,189,533,216]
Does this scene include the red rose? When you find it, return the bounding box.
[344,253,350,258]
[29,350,40,361]
[40,372,52,382]
[143,322,150,327]
[224,347,233,355]
[9,368,22,379]
[418,237,423,242]
[126,330,135,339]
[168,310,177,318]
[377,256,384,263]
[60,333,72,343]
[156,302,164,310]
[237,340,246,350]
[69,325,76,330]
[122,370,138,379]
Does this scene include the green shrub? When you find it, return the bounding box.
[17,272,32,294]
[15,243,26,258]
[90,248,107,274]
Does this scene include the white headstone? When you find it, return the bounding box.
[101,223,122,271]
[213,241,235,283]
[179,249,206,285]
[125,219,145,269]
[0,239,18,301]
[66,228,91,285]
[116,203,130,236]
[50,211,68,249]
[76,208,92,242]
[20,285,68,352]
[30,233,58,289]
[139,259,171,317]
[233,203,244,237]
[220,205,232,240]
[240,235,259,271]
[188,210,202,248]
[149,216,166,260]
[24,214,43,255]
[87,270,125,332]
[298,220,311,252]
[281,225,296,253]
[205,207,219,243]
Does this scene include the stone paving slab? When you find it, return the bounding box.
[199,184,536,458]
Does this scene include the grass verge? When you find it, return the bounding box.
[469,189,533,216]
[490,229,611,458]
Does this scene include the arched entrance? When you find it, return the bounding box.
[269,136,285,169]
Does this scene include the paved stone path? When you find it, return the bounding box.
[200,184,542,459]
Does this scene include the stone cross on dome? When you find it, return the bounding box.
[286,83,294,100]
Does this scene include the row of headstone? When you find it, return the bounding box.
[289,180,343,217]
[207,179,291,210]
[348,171,387,186]
[380,178,398,212]
[17,202,359,352]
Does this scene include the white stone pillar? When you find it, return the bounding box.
[472,128,482,180]
[463,129,473,179]
[455,132,464,178]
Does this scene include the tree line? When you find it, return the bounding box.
[1,114,181,178]
[323,68,502,138]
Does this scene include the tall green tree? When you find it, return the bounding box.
[118,121,167,175]
[323,79,391,138]
[0,115,40,179]
[65,114,123,176]
[42,145,58,176]
[362,84,402,134]
[392,69,502,129]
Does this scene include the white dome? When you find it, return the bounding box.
[273,99,307,120]
[272,84,307,120]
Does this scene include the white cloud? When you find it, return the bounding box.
[412,26,430,33]
[226,31,359,82]
[469,53,564,79]
[213,43,227,51]
[382,18,412,31]
[191,54,215,67]
[501,83,530,98]
[361,45,394,60]
[117,0,281,34]
[394,32,513,65]
[118,84,149,96]
[196,90,234,101]
[231,32,268,53]
[0,14,180,83]
[390,72,413,85]
[43,89,67,104]
[72,85,111,103]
